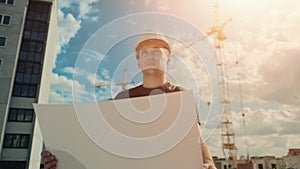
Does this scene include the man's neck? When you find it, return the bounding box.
[142,70,166,88]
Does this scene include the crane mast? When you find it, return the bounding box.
[207,2,237,168]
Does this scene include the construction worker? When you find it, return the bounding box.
[41,30,216,169]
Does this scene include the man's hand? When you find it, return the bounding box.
[41,151,57,169]
[203,162,217,169]
[201,142,217,169]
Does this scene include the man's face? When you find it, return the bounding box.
[137,47,169,72]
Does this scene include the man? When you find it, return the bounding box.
[115,30,182,99]
[42,30,216,169]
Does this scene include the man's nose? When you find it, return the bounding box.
[147,53,154,59]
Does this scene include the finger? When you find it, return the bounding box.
[44,160,57,169]
[49,165,57,169]
[41,151,51,157]
[42,155,56,163]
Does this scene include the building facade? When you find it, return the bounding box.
[0,0,57,168]
[250,156,279,169]
[282,149,300,169]
[214,153,300,169]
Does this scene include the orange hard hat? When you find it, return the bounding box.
[135,30,171,53]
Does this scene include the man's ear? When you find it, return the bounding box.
[136,53,141,69]
[167,54,171,65]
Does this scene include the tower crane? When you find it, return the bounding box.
[86,68,134,91]
[206,2,238,168]
[170,2,251,168]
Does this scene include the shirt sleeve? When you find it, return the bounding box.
[114,90,130,100]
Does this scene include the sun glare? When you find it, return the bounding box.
[219,0,278,12]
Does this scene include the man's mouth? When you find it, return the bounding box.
[145,61,157,65]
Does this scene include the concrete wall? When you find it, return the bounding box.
[215,157,281,169]
[0,0,29,156]
[0,0,57,168]
[251,158,278,169]
[283,155,300,169]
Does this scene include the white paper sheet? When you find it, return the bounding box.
[33,90,203,169]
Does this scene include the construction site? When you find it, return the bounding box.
[205,3,300,169]
[87,3,300,169]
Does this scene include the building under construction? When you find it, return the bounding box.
[213,148,300,169]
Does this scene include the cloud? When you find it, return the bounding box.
[49,73,114,103]
[156,0,170,12]
[236,105,300,156]
[49,73,88,103]
[90,16,99,22]
[144,0,170,12]
[144,0,153,8]
[226,28,300,106]
[78,0,99,19]
[62,67,75,74]
[255,45,300,106]
[167,32,213,104]
[207,104,300,157]
[168,53,212,102]
[101,69,110,80]
[54,0,100,61]
[80,49,105,62]
[217,0,300,107]
[87,74,102,85]
[58,0,99,19]
[56,10,81,55]
[232,105,300,137]
[206,128,291,158]
[51,64,113,102]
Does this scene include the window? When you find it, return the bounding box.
[3,134,30,148]
[0,14,11,25]
[16,62,41,84]
[8,108,34,122]
[12,1,52,98]
[7,0,14,4]
[13,84,37,97]
[24,21,48,41]
[13,61,41,97]
[0,0,14,5]
[0,36,6,47]
[3,15,10,25]
[0,161,26,169]
[21,41,44,53]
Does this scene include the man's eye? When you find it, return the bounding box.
[153,49,161,54]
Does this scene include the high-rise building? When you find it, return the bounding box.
[0,0,57,168]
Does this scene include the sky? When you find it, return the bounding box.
[49,0,300,159]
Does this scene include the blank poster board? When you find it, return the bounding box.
[33,90,203,169]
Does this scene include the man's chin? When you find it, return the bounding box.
[142,68,165,73]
